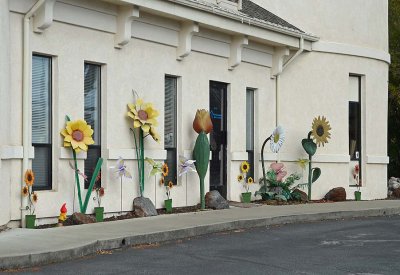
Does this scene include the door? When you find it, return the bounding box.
[209,81,228,198]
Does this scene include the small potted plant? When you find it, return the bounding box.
[93,172,105,222]
[22,169,38,229]
[353,164,361,201]
[164,180,174,213]
[238,161,253,203]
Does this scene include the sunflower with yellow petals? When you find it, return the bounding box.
[22,186,29,197]
[24,169,35,186]
[162,163,169,177]
[160,178,165,186]
[240,161,250,174]
[168,181,174,189]
[32,192,38,203]
[60,119,95,153]
[311,116,332,147]
[127,98,159,136]
[247,177,254,184]
[237,174,244,182]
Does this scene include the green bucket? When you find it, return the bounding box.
[25,214,36,229]
[95,207,104,222]
[241,192,252,203]
[165,199,173,213]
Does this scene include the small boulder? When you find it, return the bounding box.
[133,197,158,217]
[324,187,346,202]
[65,212,96,225]
[388,177,400,190]
[392,188,400,198]
[292,188,308,202]
[205,190,229,209]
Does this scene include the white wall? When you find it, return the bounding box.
[1,0,389,226]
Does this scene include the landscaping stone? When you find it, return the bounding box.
[388,177,400,190]
[65,212,96,225]
[133,197,158,217]
[205,190,229,209]
[292,188,308,202]
[324,187,346,202]
[393,188,400,198]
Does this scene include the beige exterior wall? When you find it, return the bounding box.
[0,0,389,226]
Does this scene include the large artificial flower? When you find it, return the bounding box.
[270,126,285,153]
[178,156,196,177]
[270,163,287,182]
[60,119,94,153]
[296,158,309,170]
[193,109,213,134]
[149,127,160,142]
[145,157,163,177]
[311,116,331,147]
[110,157,132,178]
[127,98,159,134]
[24,169,35,186]
[240,161,250,173]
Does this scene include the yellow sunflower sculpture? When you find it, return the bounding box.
[127,98,159,141]
[60,119,95,153]
[162,163,169,177]
[240,161,250,174]
[24,169,35,186]
[311,116,332,147]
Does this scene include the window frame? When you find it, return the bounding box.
[246,88,255,179]
[83,62,102,189]
[32,54,53,191]
[164,75,178,185]
[349,74,362,186]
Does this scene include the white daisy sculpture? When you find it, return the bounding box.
[270,126,285,153]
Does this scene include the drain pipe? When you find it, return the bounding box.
[22,0,46,226]
[275,36,304,162]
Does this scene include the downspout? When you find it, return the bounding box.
[22,0,46,226]
[276,35,304,127]
[275,36,304,162]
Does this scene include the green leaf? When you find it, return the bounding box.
[275,195,287,201]
[311,167,321,183]
[302,138,317,156]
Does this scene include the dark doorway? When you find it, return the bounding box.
[209,81,228,198]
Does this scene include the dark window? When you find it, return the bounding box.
[84,63,101,188]
[349,75,361,184]
[32,55,52,190]
[164,76,177,185]
[246,88,255,179]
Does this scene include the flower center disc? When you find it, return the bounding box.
[316,125,324,137]
[72,130,84,142]
[138,110,148,121]
[274,134,280,143]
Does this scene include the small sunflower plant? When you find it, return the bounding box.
[60,116,103,214]
[127,93,160,197]
[301,116,332,200]
[237,161,254,193]
[255,163,301,202]
[22,169,38,215]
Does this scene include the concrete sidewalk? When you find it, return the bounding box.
[1,200,400,270]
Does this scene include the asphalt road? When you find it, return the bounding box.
[10,215,400,275]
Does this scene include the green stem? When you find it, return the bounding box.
[131,128,142,196]
[200,177,205,209]
[72,149,83,213]
[308,154,312,200]
[261,136,272,197]
[82,158,103,213]
[139,129,145,196]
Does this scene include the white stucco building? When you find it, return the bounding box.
[0,0,390,227]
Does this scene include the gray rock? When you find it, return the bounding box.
[205,190,229,209]
[324,187,346,202]
[270,187,283,195]
[65,212,96,225]
[388,177,400,190]
[292,188,308,202]
[133,197,158,217]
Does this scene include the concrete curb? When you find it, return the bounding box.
[1,207,400,270]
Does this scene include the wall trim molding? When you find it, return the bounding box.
[366,155,389,164]
[230,151,248,161]
[312,41,391,64]
[59,148,87,160]
[259,152,350,163]
[107,148,167,160]
[0,146,34,159]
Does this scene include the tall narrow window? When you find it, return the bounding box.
[164,76,177,185]
[349,75,361,185]
[246,88,255,179]
[84,63,101,188]
[32,55,52,190]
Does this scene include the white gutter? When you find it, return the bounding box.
[22,0,46,227]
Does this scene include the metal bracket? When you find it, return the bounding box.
[176,21,199,61]
[228,35,248,70]
[115,5,139,49]
[33,0,56,34]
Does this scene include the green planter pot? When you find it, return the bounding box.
[241,192,252,203]
[95,207,104,222]
[25,214,36,229]
[354,191,361,201]
[165,199,172,213]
